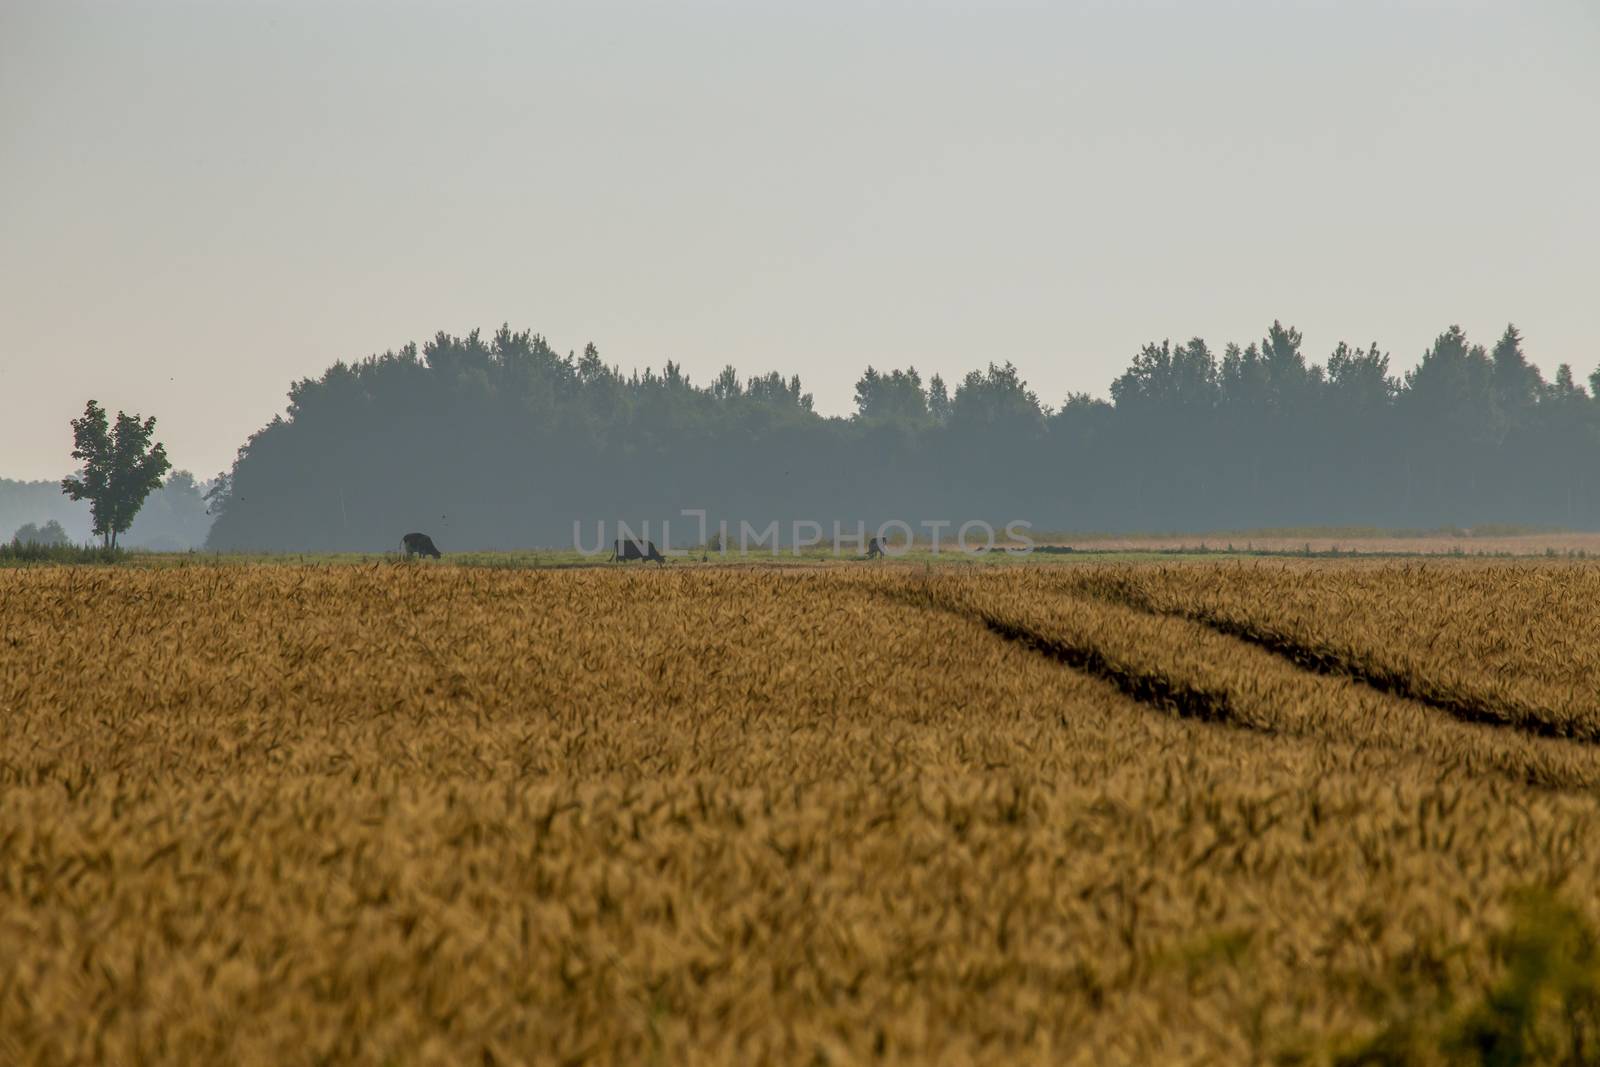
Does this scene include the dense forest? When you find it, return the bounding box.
[202,322,1600,551]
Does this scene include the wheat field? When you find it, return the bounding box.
[4,561,1600,1065]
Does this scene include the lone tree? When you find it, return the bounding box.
[61,400,171,549]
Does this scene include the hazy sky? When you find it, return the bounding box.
[3,0,1597,481]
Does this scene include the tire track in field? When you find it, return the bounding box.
[976,612,1262,729]
[882,589,1274,735]
[1073,578,1597,744]
[879,582,1600,793]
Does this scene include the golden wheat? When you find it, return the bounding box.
[2,562,1599,1065]
[1060,561,1600,738]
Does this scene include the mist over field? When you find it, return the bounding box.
[1,472,211,550]
[5,2,1598,546]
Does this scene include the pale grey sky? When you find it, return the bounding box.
[3,0,1597,481]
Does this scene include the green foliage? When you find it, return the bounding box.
[0,478,87,546]
[854,365,933,423]
[1,538,123,565]
[201,320,1600,552]
[60,400,171,549]
[1112,337,1219,411]
[1491,324,1542,419]
[1401,326,1498,444]
[951,361,1046,432]
[121,470,212,550]
[11,519,70,547]
[1335,889,1600,1066]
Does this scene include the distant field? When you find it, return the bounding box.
[5,560,1600,1064]
[1,546,1228,569]
[10,523,1598,570]
[1030,526,1600,558]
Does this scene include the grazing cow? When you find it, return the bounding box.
[402,532,442,559]
[612,538,667,566]
[865,536,885,559]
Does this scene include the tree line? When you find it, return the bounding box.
[202,322,1600,551]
